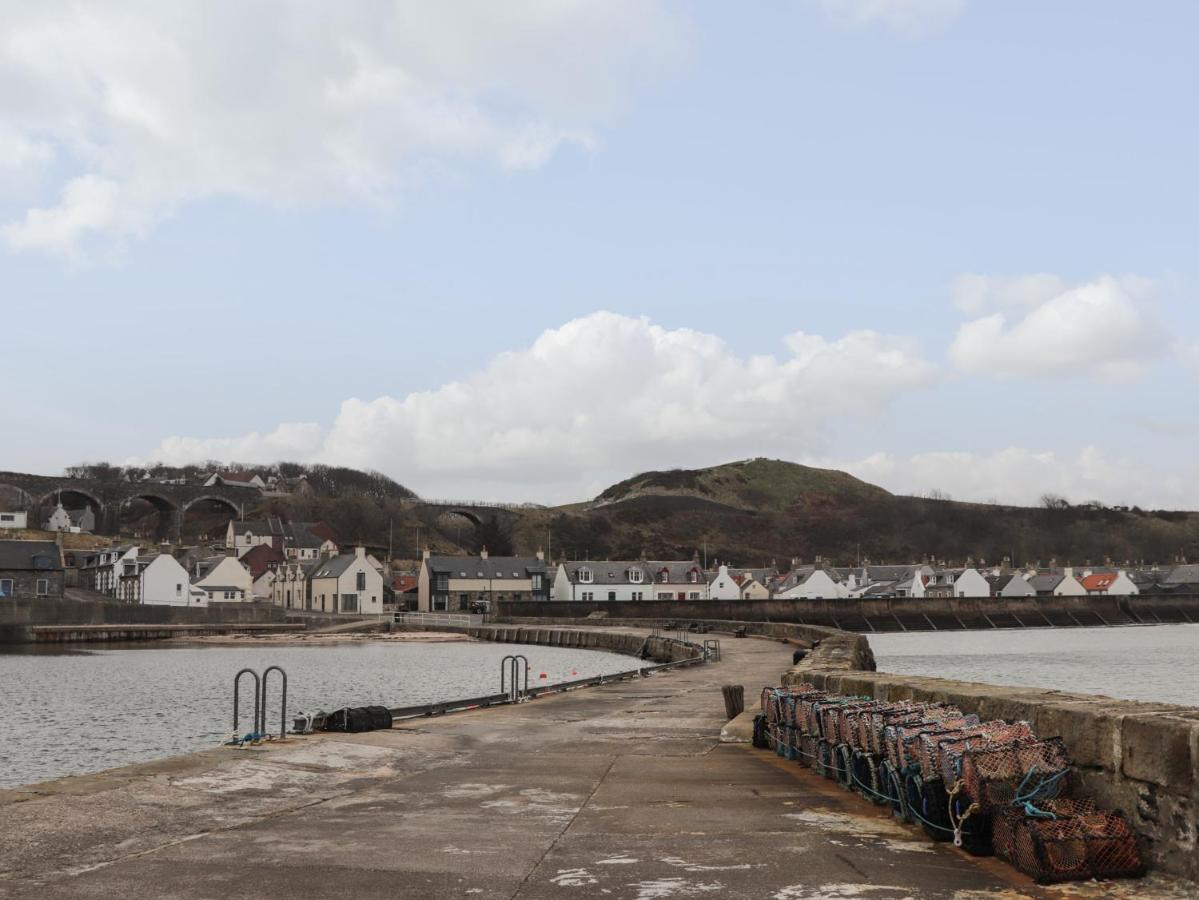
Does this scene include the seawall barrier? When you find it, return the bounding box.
[0,597,337,643]
[500,594,1199,632]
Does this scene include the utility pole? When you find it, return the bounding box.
[388,518,393,561]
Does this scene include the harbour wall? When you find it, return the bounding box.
[500,593,1199,631]
[0,597,343,643]
[402,621,705,666]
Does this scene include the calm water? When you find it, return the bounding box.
[0,641,638,789]
[870,624,1199,707]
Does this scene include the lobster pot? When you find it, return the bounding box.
[936,722,1035,785]
[992,800,1145,884]
[798,734,819,768]
[960,738,1071,812]
[851,750,884,803]
[916,777,953,842]
[816,739,839,779]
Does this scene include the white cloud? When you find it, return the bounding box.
[836,446,1192,509]
[947,274,1160,380]
[138,312,937,501]
[0,1,689,254]
[810,0,965,35]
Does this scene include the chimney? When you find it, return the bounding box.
[535,548,544,561]
[1064,566,1073,579]
[480,547,488,559]
[422,547,430,561]
[355,546,365,559]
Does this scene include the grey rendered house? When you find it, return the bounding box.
[0,540,64,600]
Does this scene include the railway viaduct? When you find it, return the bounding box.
[0,471,249,540]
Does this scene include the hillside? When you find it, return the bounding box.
[514,459,1199,569]
[596,458,890,512]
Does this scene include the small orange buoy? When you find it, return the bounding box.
[571,669,577,676]
[539,672,547,679]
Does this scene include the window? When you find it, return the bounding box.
[0,514,12,522]
[341,593,358,612]
[31,579,45,597]
[632,591,643,601]
[581,591,593,602]
[659,571,668,583]
[356,571,366,591]
[689,570,698,583]
[689,592,700,600]
[176,583,182,598]
[656,592,671,599]
[578,567,593,584]
[1,578,13,596]
[531,574,542,589]
[629,569,643,583]
[607,591,616,601]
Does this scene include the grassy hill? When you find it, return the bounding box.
[596,458,890,512]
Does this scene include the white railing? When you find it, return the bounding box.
[394,612,482,627]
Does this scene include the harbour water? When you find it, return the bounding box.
[0,640,638,789]
[869,623,1199,707]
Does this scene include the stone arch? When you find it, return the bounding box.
[0,482,37,510]
[117,492,180,540]
[443,508,484,527]
[182,495,241,518]
[37,486,104,512]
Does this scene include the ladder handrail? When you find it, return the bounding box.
[261,665,288,740]
[233,668,262,735]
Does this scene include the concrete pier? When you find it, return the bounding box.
[3,628,1190,898]
[0,629,1041,899]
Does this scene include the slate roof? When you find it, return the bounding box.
[644,560,705,583]
[1027,573,1063,593]
[562,560,651,584]
[0,540,62,571]
[284,522,329,549]
[987,574,1016,592]
[427,555,546,580]
[309,553,362,579]
[1162,564,1199,585]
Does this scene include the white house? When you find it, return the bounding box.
[707,564,741,601]
[1054,567,1088,596]
[646,560,709,601]
[0,511,27,529]
[79,546,143,598]
[44,503,74,532]
[949,568,991,598]
[552,561,653,602]
[774,566,844,600]
[192,555,253,602]
[736,573,771,600]
[140,554,207,606]
[1080,570,1140,596]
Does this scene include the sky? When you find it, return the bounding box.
[2,0,1198,507]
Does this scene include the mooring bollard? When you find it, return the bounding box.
[721,684,745,720]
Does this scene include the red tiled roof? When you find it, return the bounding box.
[1081,573,1117,590]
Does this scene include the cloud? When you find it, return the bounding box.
[137,312,937,501]
[836,446,1191,509]
[810,0,965,35]
[947,274,1160,380]
[0,2,689,255]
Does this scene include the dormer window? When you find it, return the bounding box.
[629,569,643,583]
[659,570,668,583]
[689,570,699,583]
[578,567,593,584]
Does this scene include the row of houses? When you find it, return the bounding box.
[412,551,1177,611]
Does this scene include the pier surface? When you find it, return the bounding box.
[0,629,1180,898]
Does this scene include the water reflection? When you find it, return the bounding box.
[0,641,638,789]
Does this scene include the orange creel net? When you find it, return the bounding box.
[992,799,1146,884]
[959,737,1071,811]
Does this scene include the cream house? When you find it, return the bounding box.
[192,555,253,602]
[308,547,384,614]
[552,560,652,602]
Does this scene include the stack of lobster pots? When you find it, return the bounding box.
[755,684,1146,885]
